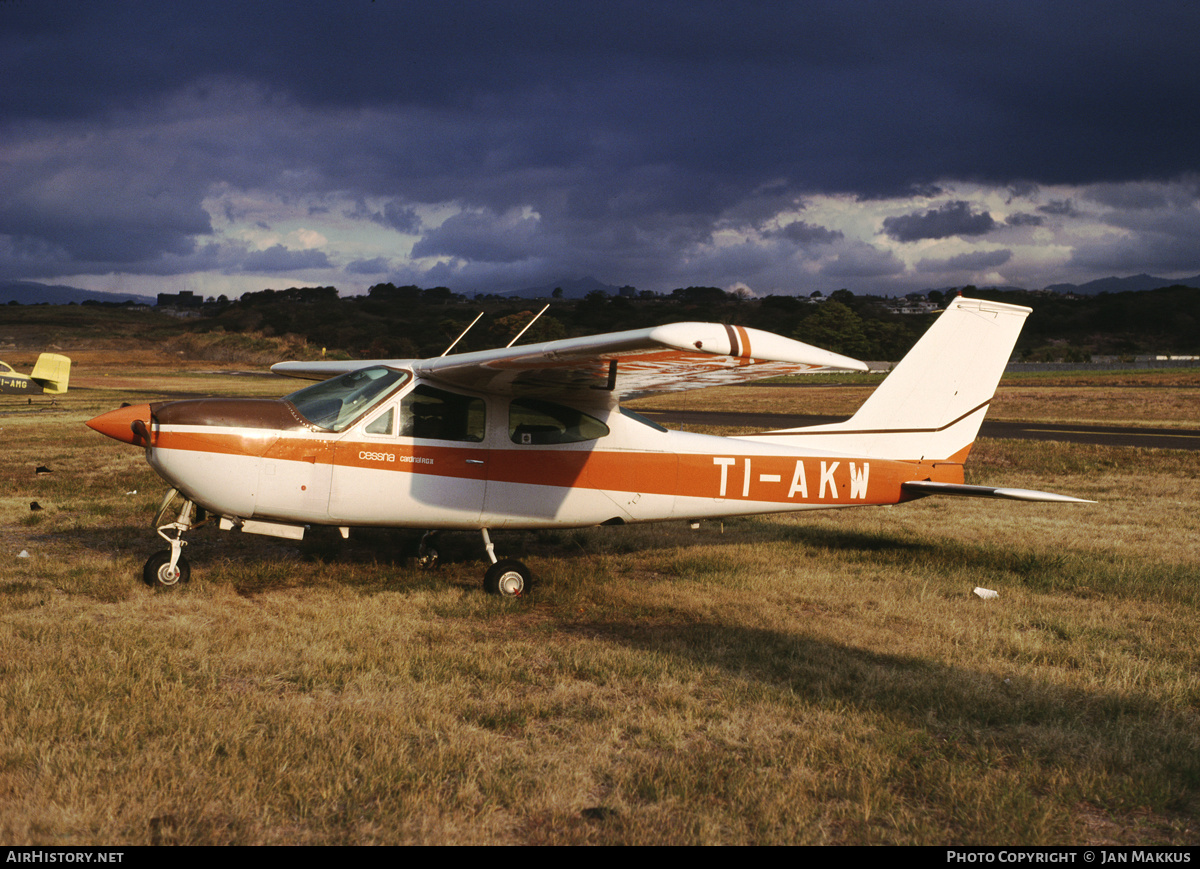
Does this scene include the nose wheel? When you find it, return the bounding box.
[143,550,190,587]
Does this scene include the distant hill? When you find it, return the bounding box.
[0,281,156,306]
[501,277,621,299]
[1044,274,1200,295]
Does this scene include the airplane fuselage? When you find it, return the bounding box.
[100,373,962,535]
[0,368,46,394]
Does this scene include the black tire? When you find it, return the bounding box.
[483,559,531,598]
[142,551,190,588]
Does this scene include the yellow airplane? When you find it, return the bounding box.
[0,353,71,395]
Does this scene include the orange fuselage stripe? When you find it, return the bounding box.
[152,429,963,505]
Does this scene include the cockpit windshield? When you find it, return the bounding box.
[284,366,410,432]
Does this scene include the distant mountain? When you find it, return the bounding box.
[501,277,621,299]
[925,285,1028,297]
[0,281,156,306]
[1044,274,1200,295]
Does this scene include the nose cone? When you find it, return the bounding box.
[87,403,152,445]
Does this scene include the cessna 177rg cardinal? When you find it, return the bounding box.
[87,297,1090,595]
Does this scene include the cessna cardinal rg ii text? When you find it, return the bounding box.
[88,297,1090,595]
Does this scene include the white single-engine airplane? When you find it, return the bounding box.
[88,297,1090,594]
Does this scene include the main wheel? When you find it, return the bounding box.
[484,559,531,598]
[142,551,190,588]
[417,531,440,569]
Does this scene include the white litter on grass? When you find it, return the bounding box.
[126,490,138,495]
[974,586,999,600]
[17,550,30,558]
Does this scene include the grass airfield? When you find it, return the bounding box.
[1,359,1198,845]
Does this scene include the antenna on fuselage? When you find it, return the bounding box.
[440,311,485,357]
[506,304,550,348]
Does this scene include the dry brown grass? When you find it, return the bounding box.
[1,362,1197,845]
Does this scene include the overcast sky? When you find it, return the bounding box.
[4,1,1200,299]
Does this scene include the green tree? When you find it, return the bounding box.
[794,301,871,358]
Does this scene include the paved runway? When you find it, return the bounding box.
[637,409,1200,451]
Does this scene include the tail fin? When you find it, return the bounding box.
[746,297,1030,461]
[30,353,71,394]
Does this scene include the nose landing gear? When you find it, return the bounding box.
[142,489,207,589]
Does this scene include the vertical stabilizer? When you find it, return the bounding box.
[30,353,71,394]
[743,297,1030,461]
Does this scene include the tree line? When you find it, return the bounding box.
[180,283,1200,362]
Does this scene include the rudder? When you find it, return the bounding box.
[743,297,1030,461]
[31,353,71,394]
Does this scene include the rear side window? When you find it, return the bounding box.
[509,398,609,444]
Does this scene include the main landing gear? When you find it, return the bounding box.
[480,529,532,598]
[419,528,532,597]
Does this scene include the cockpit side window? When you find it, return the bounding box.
[509,398,609,444]
[365,407,395,435]
[400,385,486,442]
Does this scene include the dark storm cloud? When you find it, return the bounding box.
[769,221,844,246]
[882,202,996,242]
[1005,213,1045,228]
[4,1,1200,292]
[917,249,1014,274]
[345,257,392,276]
[8,1,1200,191]
[411,210,544,264]
[345,200,423,235]
[1039,200,1083,219]
[0,116,215,268]
[821,244,905,279]
[242,245,331,272]
[1071,191,1200,275]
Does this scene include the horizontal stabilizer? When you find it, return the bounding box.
[902,480,1094,503]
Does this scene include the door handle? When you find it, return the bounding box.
[465,459,485,465]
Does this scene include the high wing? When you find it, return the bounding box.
[271,322,867,402]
